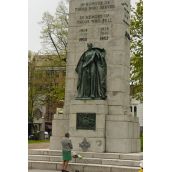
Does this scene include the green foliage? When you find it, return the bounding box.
[28,52,39,123]
[46,85,65,104]
[28,51,65,131]
[130,0,143,102]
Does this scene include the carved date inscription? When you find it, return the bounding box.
[100,26,109,40]
[79,28,87,42]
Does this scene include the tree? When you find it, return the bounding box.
[28,51,65,132]
[39,1,69,62]
[130,0,143,102]
[41,56,65,110]
[28,51,46,133]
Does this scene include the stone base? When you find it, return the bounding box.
[50,136,62,150]
[50,104,141,153]
[50,113,69,150]
[69,100,108,152]
[70,137,105,153]
[106,138,140,153]
[106,115,141,153]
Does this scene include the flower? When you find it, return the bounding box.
[72,152,83,159]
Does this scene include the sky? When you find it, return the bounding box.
[28,0,138,52]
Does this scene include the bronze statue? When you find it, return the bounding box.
[75,43,107,99]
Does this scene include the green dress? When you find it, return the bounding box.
[61,137,73,161]
[62,150,72,161]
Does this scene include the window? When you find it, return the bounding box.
[134,106,137,117]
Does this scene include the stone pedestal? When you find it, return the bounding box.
[50,112,69,150]
[106,115,140,153]
[69,100,108,152]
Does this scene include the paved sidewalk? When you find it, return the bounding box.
[28,142,50,149]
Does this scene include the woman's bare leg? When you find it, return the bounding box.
[64,160,69,171]
[62,160,66,171]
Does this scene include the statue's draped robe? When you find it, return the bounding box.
[75,48,107,99]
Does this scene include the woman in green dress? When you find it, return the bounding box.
[61,133,73,172]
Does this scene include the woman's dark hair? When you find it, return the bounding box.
[65,132,70,137]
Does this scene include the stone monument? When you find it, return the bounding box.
[50,0,140,153]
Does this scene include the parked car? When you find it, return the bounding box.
[28,134,34,140]
[28,131,49,140]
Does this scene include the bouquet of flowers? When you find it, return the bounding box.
[72,151,83,159]
[138,161,143,172]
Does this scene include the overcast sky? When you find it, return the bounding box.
[28,0,138,52]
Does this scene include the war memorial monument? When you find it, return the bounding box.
[50,0,140,153]
[29,0,143,171]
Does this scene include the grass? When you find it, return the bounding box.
[28,140,50,144]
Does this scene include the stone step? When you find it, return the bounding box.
[29,155,140,167]
[29,149,143,161]
[29,170,61,172]
[29,161,140,172]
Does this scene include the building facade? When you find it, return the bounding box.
[28,54,66,136]
[130,98,143,134]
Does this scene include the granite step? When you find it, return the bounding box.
[29,160,140,172]
[29,155,140,167]
[29,170,61,172]
[29,149,143,161]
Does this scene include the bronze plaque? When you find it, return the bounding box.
[76,113,96,130]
